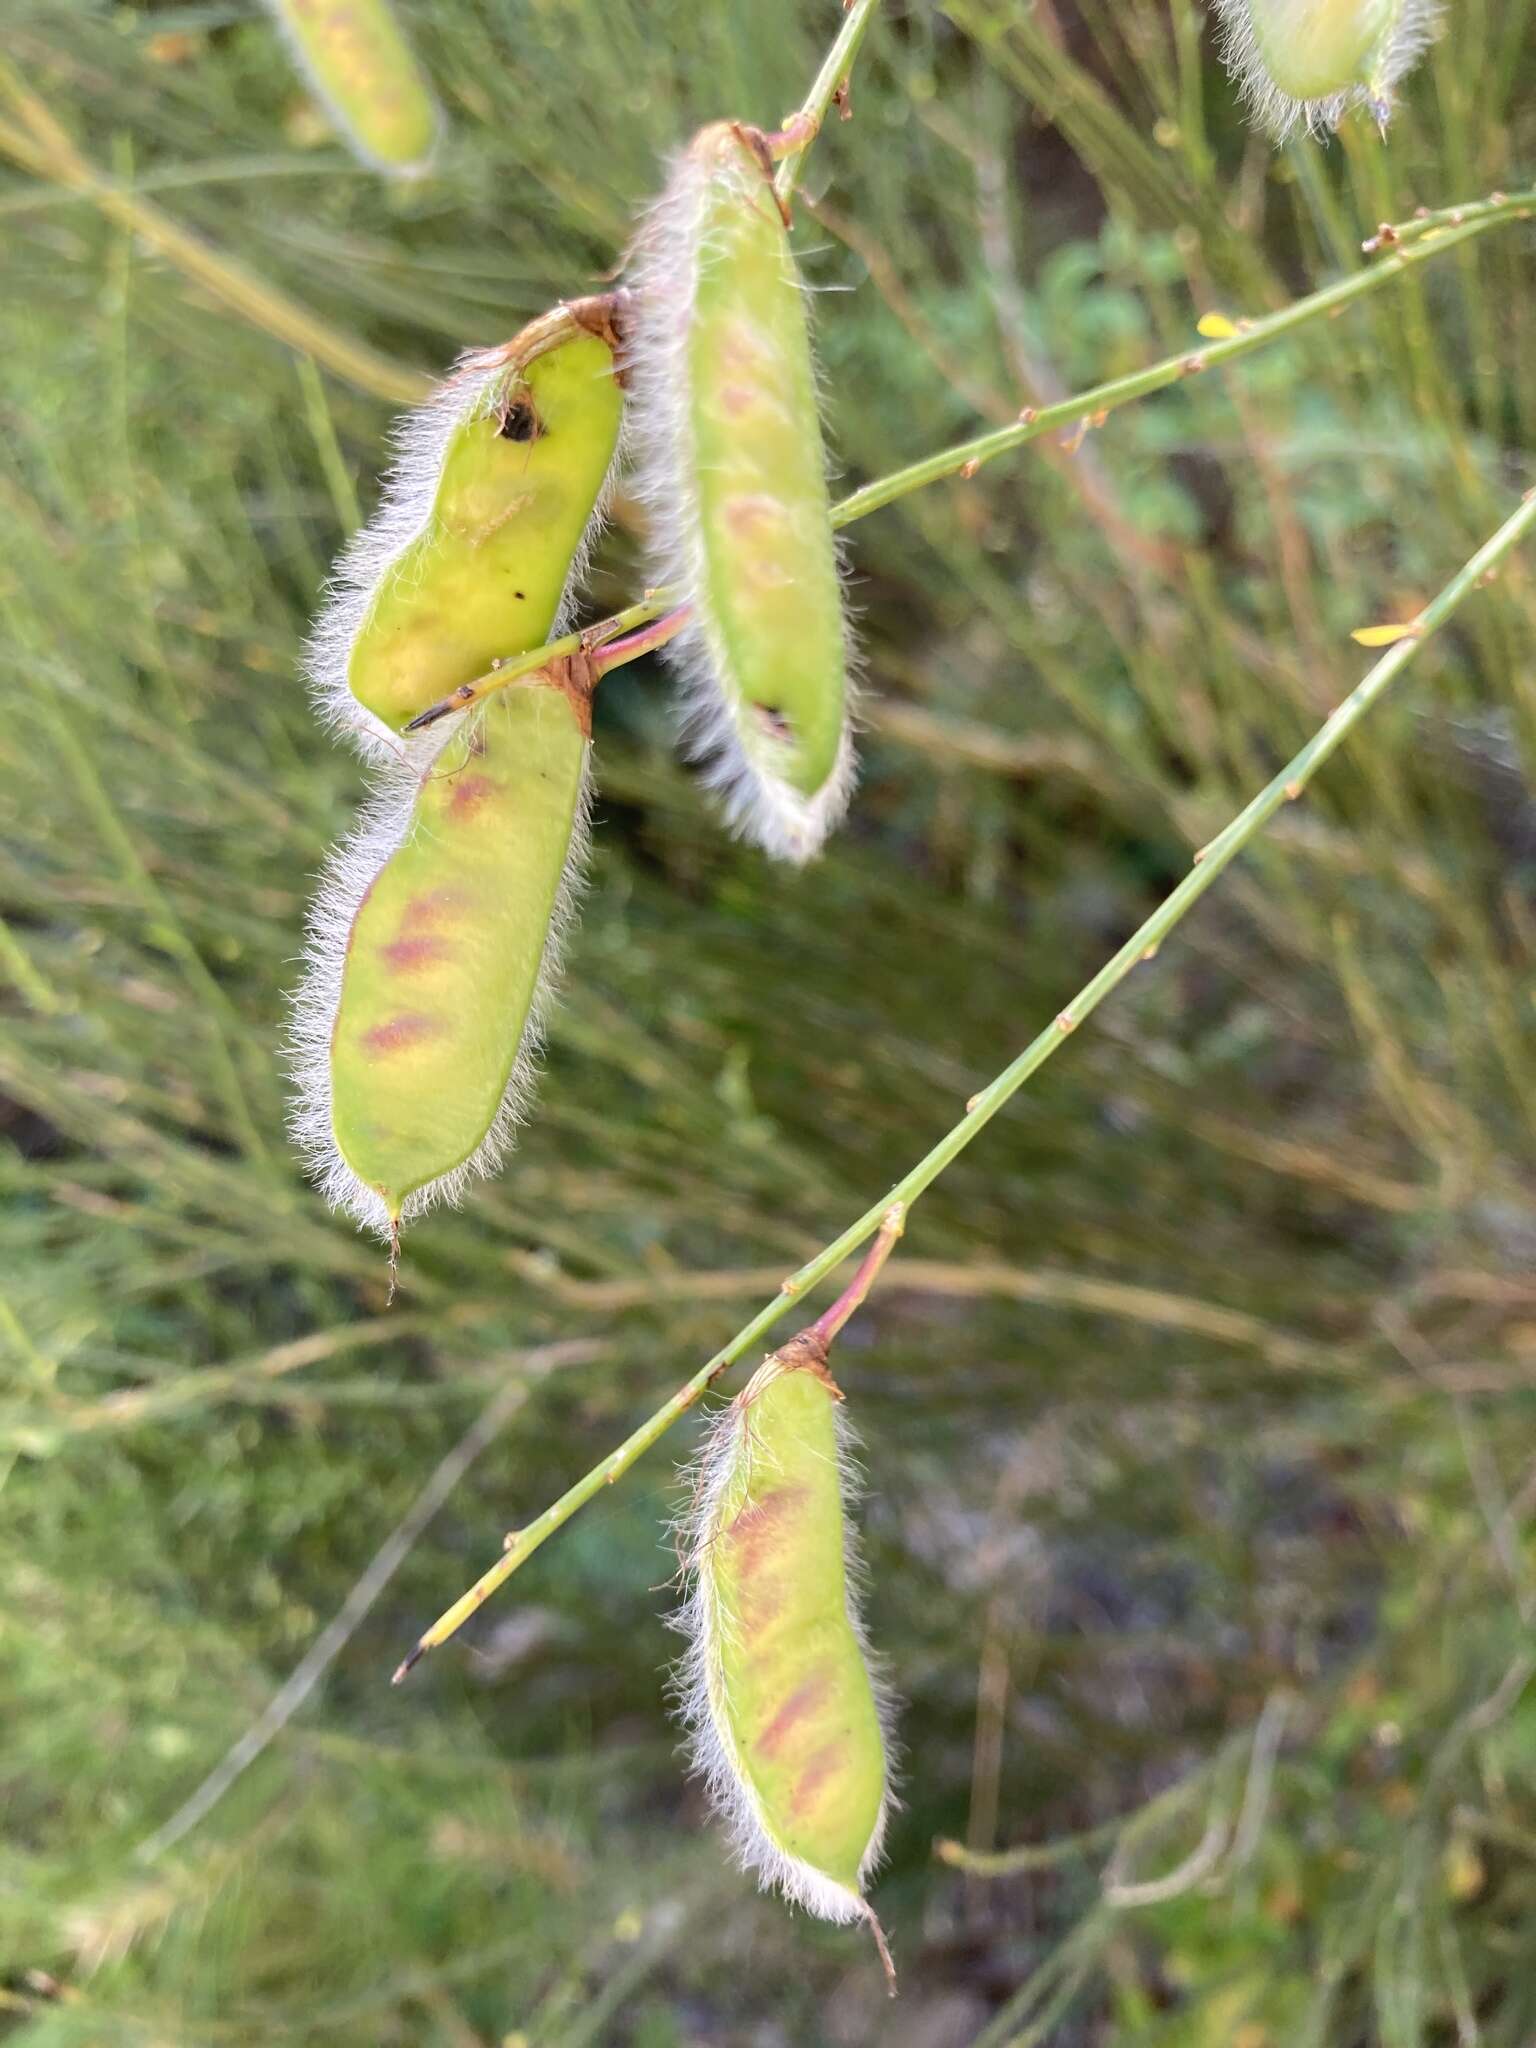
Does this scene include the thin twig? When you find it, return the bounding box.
[1102,1808,1230,1908]
[808,1202,904,1345]
[506,1248,1335,1369]
[832,188,1535,526]
[592,605,691,677]
[935,1809,1133,1877]
[1221,1688,1294,1878]
[392,485,1536,1679]
[774,0,884,210]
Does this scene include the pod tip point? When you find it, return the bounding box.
[391,1642,427,1686]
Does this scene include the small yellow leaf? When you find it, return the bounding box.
[1351,621,1421,647]
[1197,312,1239,340]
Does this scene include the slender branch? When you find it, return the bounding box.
[830,186,1535,526]
[392,483,1536,1683]
[592,605,691,678]
[399,183,1536,734]
[774,0,883,209]
[402,597,668,733]
[404,602,689,739]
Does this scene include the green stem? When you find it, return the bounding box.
[591,606,690,677]
[394,483,1536,1680]
[402,597,668,733]
[0,913,62,1016]
[809,1201,904,1345]
[774,0,883,209]
[833,186,1535,525]
[400,183,1536,733]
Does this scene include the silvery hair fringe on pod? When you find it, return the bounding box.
[625,142,859,866]
[668,1385,897,1922]
[303,347,616,765]
[284,720,593,1241]
[1212,0,1443,138]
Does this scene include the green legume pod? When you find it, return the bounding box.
[263,0,442,177]
[1213,0,1440,135]
[308,298,624,757]
[290,680,590,1238]
[678,1347,893,1939]
[629,122,854,864]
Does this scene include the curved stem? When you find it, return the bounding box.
[592,605,691,678]
[774,0,884,209]
[399,183,1536,733]
[809,1202,905,1346]
[393,483,1536,1681]
[402,597,671,734]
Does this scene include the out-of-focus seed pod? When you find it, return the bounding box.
[263,0,442,177]
[676,1339,893,1961]
[289,678,590,1239]
[308,298,625,757]
[628,122,855,865]
[1212,0,1441,137]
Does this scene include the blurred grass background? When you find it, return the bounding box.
[3,1,1536,2042]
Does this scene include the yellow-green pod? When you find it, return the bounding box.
[1213,0,1441,135]
[262,0,442,177]
[289,680,589,1238]
[309,299,625,757]
[677,1347,893,1950]
[629,123,855,865]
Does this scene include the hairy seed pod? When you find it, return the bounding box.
[262,0,442,177]
[676,1340,893,1943]
[628,122,855,865]
[289,678,590,1238]
[308,299,625,757]
[1212,0,1442,137]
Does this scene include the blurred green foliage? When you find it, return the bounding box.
[2,1,1536,2042]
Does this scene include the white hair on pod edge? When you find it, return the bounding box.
[669,1371,898,1925]
[259,0,443,179]
[625,141,859,866]
[303,343,619,766]
[284,712,593,1241]
[1211,0,1443,138]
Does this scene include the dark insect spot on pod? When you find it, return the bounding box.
[497,396,542,443]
